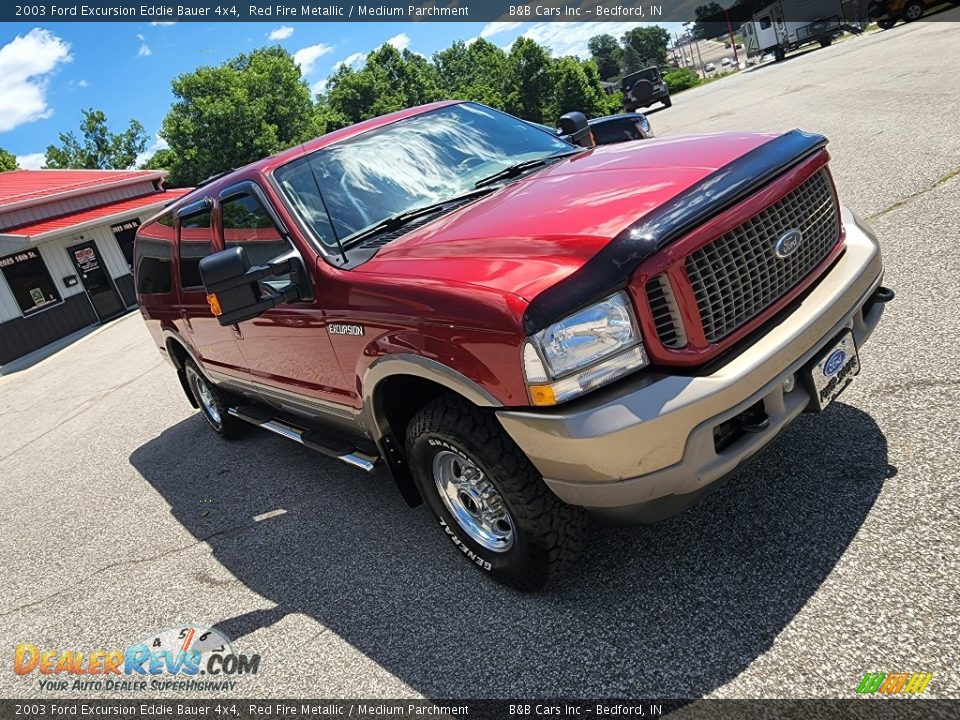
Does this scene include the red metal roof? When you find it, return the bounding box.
[1,189,191,239]
[0,169,165,207]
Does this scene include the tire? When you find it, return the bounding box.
[184,359,246,440]
[819,36,833,48]
[774,47,786,62]
[406,395,587,591]
[630,79,655,108]
[662,96,672,108]
[903,0,925,20]
[878,18,896,28]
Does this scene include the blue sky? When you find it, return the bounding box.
[0,20,682,168]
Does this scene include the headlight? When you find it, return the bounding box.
[523,291,649,406]
[635,115,652,137]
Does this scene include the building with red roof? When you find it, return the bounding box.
[0,169,189,366]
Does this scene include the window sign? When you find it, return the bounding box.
[0,249,63,317]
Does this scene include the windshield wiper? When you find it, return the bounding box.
[342,186,497,248]
[473,150,584,189]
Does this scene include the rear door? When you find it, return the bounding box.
[175,200,247,376]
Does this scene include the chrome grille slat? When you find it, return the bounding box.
[645,274,687,348]
[684,169,839,343]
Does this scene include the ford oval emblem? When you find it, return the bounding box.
[774,228,803,258]
[823,349,846,377]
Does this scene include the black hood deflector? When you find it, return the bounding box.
[521,129,828,335]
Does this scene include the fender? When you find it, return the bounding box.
[361,354,503,508]
[160,329,202,408]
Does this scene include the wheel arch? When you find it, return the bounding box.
[361,355,504,507]
[163,332,200,409]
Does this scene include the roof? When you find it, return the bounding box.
[0,188,191,240]
[0,169,166,212]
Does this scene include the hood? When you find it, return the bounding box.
[356,132,777,301]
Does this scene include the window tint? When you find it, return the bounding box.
[0,249,62,317]
[178,209,213,290]
[135,237,173,294]
[221,192,292,288]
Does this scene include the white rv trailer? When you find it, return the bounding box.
[742,0,861,61]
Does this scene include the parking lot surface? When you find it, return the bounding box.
[1,16,959,700]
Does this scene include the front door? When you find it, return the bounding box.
[67,241,124,322]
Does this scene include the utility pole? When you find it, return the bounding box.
[726,11,740,66]
[682,21,706,78]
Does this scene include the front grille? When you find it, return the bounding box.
[684,168,839,343]
[645,274,687,348]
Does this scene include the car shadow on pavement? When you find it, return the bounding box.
[129,401,890,698]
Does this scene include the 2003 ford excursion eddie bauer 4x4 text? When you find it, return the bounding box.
[136,102,893,590]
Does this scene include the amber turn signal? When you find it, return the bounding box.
[206,293,222,316]
[528,384,557,406]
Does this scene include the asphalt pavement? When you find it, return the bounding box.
[1,15,958,701]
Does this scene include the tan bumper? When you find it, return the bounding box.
[496,208,887,521]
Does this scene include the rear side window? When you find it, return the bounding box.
[221,192,292,288]
[759,16,772,29]
[135,214,174,295]
[135,239,173,295]
[178,209,214,290]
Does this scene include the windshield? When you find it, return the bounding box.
[273,103,572,251]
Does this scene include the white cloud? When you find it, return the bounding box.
[15,152,46,170]
[135,134,169,168]
[310,79,328,95]
[334,51,366,70]
[480,22,525,39]
[293,42,334,75]
[77,78,89,88]
[268,26,294,41]
[521,22,653,58]
[0,28,72,133]
[386,33,410,51]
[150,22,176,27]
[136,33,152,57]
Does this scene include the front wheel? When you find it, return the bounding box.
[406,396,587,591]
[877,18,896,28]
[662,96,672,108]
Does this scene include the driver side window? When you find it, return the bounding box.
[220,192,293,290]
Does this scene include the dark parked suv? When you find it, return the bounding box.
[136,101,890,590]
[622,67,671,111]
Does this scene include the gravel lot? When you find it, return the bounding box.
[1,16,958,701]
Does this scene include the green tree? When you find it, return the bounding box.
[158,46,315,186]
[44,109,146,170]
[504,37,552,122]
[693,3,725,40]
[433,39,510,109]
[621,26,671,70]
[545,58,616,124]
[587,34,623,80]
[326,44,443,124]
[0,148,18,172]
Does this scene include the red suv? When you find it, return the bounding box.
[136,101,891,590]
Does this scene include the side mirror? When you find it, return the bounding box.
[199,246,304,326]
[558,112,593,148]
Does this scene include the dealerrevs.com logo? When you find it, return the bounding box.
[13,625,260,693]
[856,672,933,697]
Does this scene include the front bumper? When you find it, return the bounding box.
[496,208,888,523]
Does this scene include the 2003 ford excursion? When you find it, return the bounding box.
[135,102,892,590]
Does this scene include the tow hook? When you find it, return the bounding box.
[871,286,895,303]
[737,408,771,433]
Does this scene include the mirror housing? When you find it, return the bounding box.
[558,111,593,148]
[199,246,305,326]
